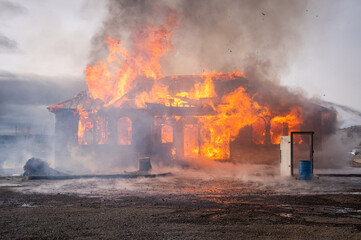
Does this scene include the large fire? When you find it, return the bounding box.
[77,12,303,161]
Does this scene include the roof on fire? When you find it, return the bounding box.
[47,91,102,112]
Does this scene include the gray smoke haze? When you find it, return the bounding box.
[0,71,86,134]
[87,0,326,128]
[0,71,86,169]
[90,0,308,82]
[81,0,361,171]
[0,0,28,17]
[0,33,18,53]
[2,0,358,174]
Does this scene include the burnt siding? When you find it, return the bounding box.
[54,110,78,168]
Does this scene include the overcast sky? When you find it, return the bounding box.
[0,0,360,134]
[0,0,106,78]
[284,0,361,112]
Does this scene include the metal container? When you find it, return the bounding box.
[299,160,312,180]
[139,157,152,172]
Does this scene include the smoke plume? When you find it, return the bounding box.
[91,0,309,81]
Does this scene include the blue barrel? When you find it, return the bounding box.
[299,161,312,180]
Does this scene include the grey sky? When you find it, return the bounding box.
[284,0,361,112]
[0,0,360,135]
[0,0,106,78]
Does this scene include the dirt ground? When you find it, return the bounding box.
[0,173,361,239]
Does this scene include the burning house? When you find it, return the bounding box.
[48,11,337,171]
[48,72,336,171]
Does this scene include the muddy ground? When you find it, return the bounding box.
[0,172,361,239]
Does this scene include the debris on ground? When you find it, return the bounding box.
[23,158,65,176]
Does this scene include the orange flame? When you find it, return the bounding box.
[196,79,271,159]
[78,108,95,145]
[118,117,132,145]
[161,125,173,143]
[271,107,303,144]
[85,11,178,107]
[80,9,304,162]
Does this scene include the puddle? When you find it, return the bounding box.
[21,203,36,208]
[278,213,292,218]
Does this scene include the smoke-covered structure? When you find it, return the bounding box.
[48,73,337,171]
[48,0,339,172]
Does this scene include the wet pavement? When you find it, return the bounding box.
[1,166,361,239]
